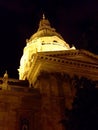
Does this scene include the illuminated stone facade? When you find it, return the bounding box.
[0,16,98,130]
[18,15,98,130]
[26,49,98,130]
[18,15,75,80]
[0,75,41,130]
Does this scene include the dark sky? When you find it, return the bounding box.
[0,0,98,78]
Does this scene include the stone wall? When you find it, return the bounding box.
[34,71,97,130]
[0,85,41,130]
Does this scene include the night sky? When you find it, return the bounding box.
[0,0,98,78]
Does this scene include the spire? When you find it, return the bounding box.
[43,14,45,20]
[38,14,51,31]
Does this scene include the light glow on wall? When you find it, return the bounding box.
[18,16,76,80]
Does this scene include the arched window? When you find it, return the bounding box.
[20,118,29,130]
[22,124,28,130]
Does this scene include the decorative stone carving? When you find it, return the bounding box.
[2,71,8,90]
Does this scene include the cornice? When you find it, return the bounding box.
[27,51,98,84]
[37,49,98,60]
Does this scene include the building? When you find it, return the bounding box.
[0,15,98,130]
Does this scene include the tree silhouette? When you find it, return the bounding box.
[61,78,98,130]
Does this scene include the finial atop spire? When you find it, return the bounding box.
[43,14,45,20]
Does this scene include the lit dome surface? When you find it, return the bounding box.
[18,15,76,80]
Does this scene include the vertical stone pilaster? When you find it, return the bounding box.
[34,71,66,130]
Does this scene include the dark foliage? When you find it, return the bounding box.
[61,78,98,130]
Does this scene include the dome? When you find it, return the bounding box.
[18,15,76,80]
[28,14,64,42]
[25,14,76,52]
